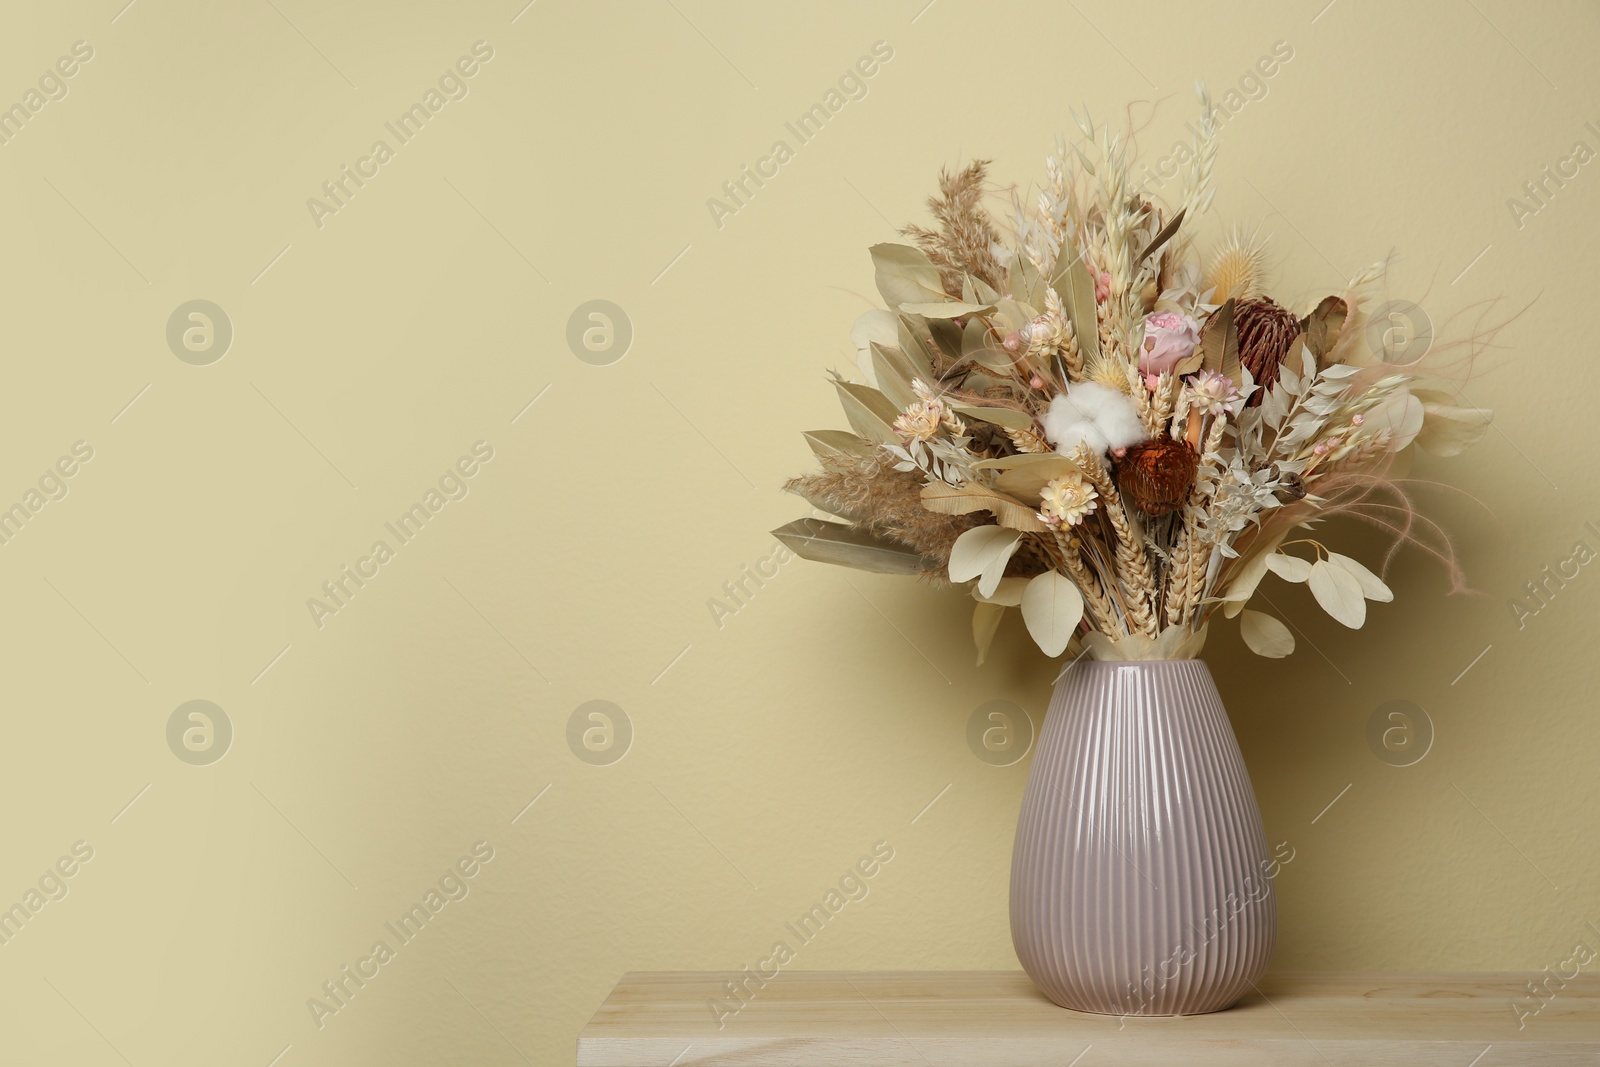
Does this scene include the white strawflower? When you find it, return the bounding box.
[1039,472,1099,527]
[1184,370,1241,416]
[893,399,944,442]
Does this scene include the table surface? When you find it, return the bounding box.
[577,970,1600,1066]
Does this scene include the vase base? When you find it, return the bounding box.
[1037,996,1247,1017]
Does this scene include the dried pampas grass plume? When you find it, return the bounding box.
[902,160,1007,297]
[785,451,977,569]
[1207,225,1270,305]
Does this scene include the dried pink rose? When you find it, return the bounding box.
[1138,311,1201,390]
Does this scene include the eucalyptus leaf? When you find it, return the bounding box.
[1327,552,1393,602]
[927,317,965,364]
[1264,553,1313,583]
[895,315,937,381]
[973,575,1028,607]
[833,380,901,445]
[803,429,872,460]
[1308,558,1367,628]
[1010,253,1045,307]
[850,309,900,386]
[1220,527,1289,617]
[962,318,1015,372]
[870,343,919,410]
[870,244,946,309]
[1240,610,1295,658]
[948,525,1023,595]
[972,601,1006,666]
[772,518,929,576]
[1021,570,1085,657]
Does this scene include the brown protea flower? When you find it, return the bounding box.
[1115,437,1199,517]
[1235,297,1302,404]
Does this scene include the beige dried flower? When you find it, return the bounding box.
[1183,370,1241,417]
[1038,472,1099,527]
[893,399,944,442]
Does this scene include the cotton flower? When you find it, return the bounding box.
[1183,370,1241,416]
[1038,472,1099,527]
[1139,311,1200,390]
[1039,382,1146,458]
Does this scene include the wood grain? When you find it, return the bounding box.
[577,971,1600,1066]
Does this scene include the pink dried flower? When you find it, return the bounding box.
[1139,311,1201,390]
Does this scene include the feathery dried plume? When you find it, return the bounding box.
[901,160,1006,297]
[1206,224,1270,305]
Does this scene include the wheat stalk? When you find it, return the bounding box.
[1072,442,1158,635]
[1051,528,1120,634]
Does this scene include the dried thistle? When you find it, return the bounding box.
[1236,296,1302,402]
[1116,437,1200,517]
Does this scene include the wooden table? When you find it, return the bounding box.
[577,971,1600,1065]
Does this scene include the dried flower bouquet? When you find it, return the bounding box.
[776,94,1495,663]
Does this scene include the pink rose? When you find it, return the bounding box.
[1139,311,1200,390]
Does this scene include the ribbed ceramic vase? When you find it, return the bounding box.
[1010,659,1275,1015]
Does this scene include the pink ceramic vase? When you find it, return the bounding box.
[1009,659,1276,1015]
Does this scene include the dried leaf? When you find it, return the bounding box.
[1201,298,1238,381]
[870,244,946,309]
[1264,552,1313,583]
[851,309,900,385]
[922,482,1048,533]
[895,315,937,381]
[1052,252,1100,361]
[803,430,872,460]
[948,524,1023,595]
[1173,344,1206,377]
[1308,558,1367,628]
[772,518,929,576]
[972,601,1005,665]
[899,300,996,318]
[1411,390,1494,457]
[973,575,1028,606]
[961,319,1015,372]
[1240,610,1295,658]
[1020,570,1084,657]
[1009,254,1045,307]
[1220,527,1289,617]
[870,343,919,410]
[1327,552,1393,602]
[949,403,1035,431]
[989,453,1083,504]
[833,381,901,445]
[1302,295,1348,361]
[1136,207,1186,265]
[1367,388,1425,451]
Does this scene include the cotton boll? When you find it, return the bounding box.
[1044,419,1109,457]
[1041,383,1146,457]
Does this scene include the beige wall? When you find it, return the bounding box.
[1,1,1595,1063]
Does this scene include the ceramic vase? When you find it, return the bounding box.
[1009,659,1276,1015]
